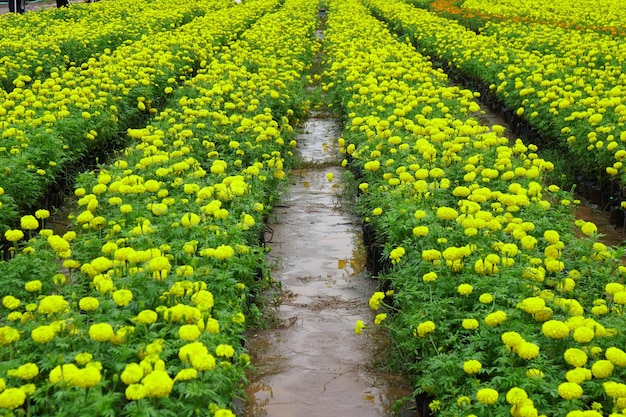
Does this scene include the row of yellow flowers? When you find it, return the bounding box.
[368,0,626,192]
[459,0,626,28]
[0,0,316,414]
[323,0,626,416]
[0,0,220,92]
[0,0,279,231]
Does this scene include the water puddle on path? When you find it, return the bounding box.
[244,113,417,417]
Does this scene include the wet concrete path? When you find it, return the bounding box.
[244,113,415,416]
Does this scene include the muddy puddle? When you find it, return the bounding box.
[573,196,625,247]
[244,114,417,416]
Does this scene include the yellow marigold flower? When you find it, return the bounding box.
[165,304,202,324]
[216,344,235,358]
[6,312,21,323]
[606,282,624,295]
[516,342,540,360]
[436,206,458,221]
[214,245,235,260]
[24,280,42,293]
[479,293,494,304]
[354,319,365,335]
[179,324,201,341]
[0,387,26,410]
[2,296,21,310]
[242,213,255,228]
[421,249,442,262]
[573,327,594,343]
[35,209,50,219]
[605,347,626,367]
[485,310,507,327]
[566,367,592,384]
[119,204,133,214]
[191,290,214,311]
[121,363,144,385]
[206,318,220,334]
[457,395,471,407]
[7,363,38,380]
[149,256,171,280]
[79,297,100,312]
[526,368,544,378]
[181,213,200,227]
[520,297,545,314]
[369,292,385,311]
[354,320,364,335]
[592,360,614,378]
[31,325,56,344]
[520,235,537,250]
[135,310,158,325]
[457,284,473,296]
[558,382,583,400]
[174,368,197,382]
[232,312,245,324]
[47,235,70,253]
[151,203,168,216]
[463,360,482,374]
[389,247,405,264]
[374,313,387,325]
[506,387,528,405]
[589,113,603,125]
[476,388,499,405]
[215,409,236,417]
[4,229,24,242]
[542,320,570,339]
[580,222,597,237]
[422,272,437,282]
[89,323,114,342]
[364,160,380,172]
[564,348,588,367]
[191,353,216,371]
[372,207,383,216]
[75,367,101,388]
[612,290,626,305]
[543,230,560,244]
[20,215,39,230]
[412,225,429,237]
[603,381,626,398]
[112,289,133,307]
[125,383,147,401]
[500,243,519,257]
[49,364,79,385]
[179,342,209,363]
[75,352,93,365]
[462,318,479,330]
[416,320,436,337]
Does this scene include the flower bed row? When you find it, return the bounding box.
[366,0,626,198]
[0,0,279,232]
[420,0,626,36]
[459,0,626,29]
[0,0,317,414]
[323,0,626,416]
[0,0,223,92]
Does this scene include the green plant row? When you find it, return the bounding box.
[322,0,626,416]
[459,0,626,30]
[366,0,626,190]
[0,0,281,233]
[0,0,227,92]
[0,0,317,414]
